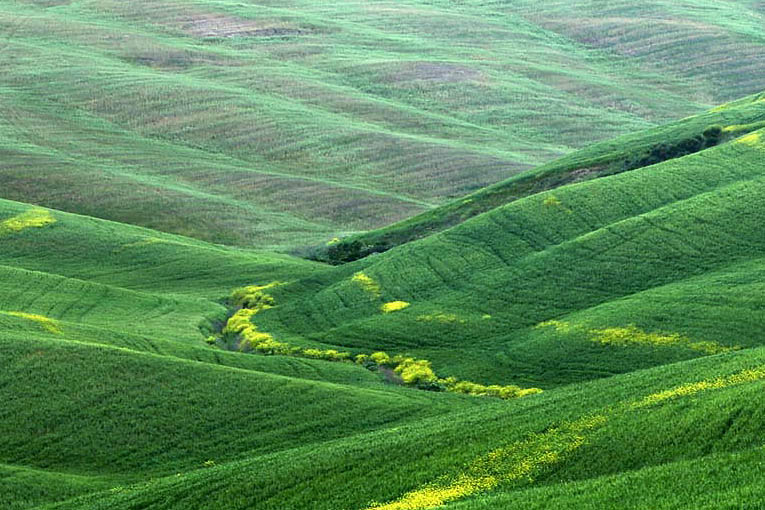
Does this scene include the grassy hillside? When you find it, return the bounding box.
[3,2,765,509]
[37,347,765,510]
[2,102,764,510]
[2,0,765,249]
[257,122,765,388]
[321,91,765,262]
[0,197,488,510]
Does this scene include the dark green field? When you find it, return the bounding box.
[2,1,765,509]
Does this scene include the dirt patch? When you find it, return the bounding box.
[178,14,308,38]
[388,61,482,84]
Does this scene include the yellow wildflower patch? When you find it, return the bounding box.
[736,132,761,146]
[119,237,164,250]
[4,311,61,334]
[368,415,606,510]
[0,208,55,235]
[381,301,410,313]
[537,321,733,354]
[416,313,464,324]
[352,272,381,297]
[369,475,495,510]
[536,320,573,334]
[589,325,732,355]
[634,366,765,408]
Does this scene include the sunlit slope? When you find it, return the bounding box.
[0,198,400,385]
[258,126,765,387]
[0,199,489,509]
[323,92,765,262]
[4,0,765,248]
[42,347,765,510]
[448,449,765,510]
[0,197,319,297]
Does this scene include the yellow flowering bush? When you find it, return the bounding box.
[230,283,280,310]
[303,348,351,362]
[370,351,392,365]
[381,301,410,313]
[394,358,437,385]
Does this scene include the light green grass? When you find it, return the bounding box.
[5,0,765,249]
[325,91,765,261]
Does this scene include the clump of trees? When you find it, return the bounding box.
[320,239,390,265]
[623,125,723,171]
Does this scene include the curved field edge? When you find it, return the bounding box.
[0,334,487,480]
[257,126,765,386]
[318,92,765,263]
[36,347,765,510]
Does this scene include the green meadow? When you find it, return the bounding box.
[3,0,765,250]
[2,0,765,509]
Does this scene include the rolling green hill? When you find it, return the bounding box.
[4,97,764,509]
[3,0,765,249]
[3,2,765,509]
[258,121,765,388]
[32,348,765,510]
[0,197,488,510]
[321,91,765,262]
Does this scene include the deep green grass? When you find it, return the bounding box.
[3,0,765,249]
[448,448,765,510]
[37,347,765,510]
[260,124,765,387]
[2,2,765,508]
[0,463,115,510]
[0,334,485,479]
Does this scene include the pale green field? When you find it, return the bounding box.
[4,0,764,249]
